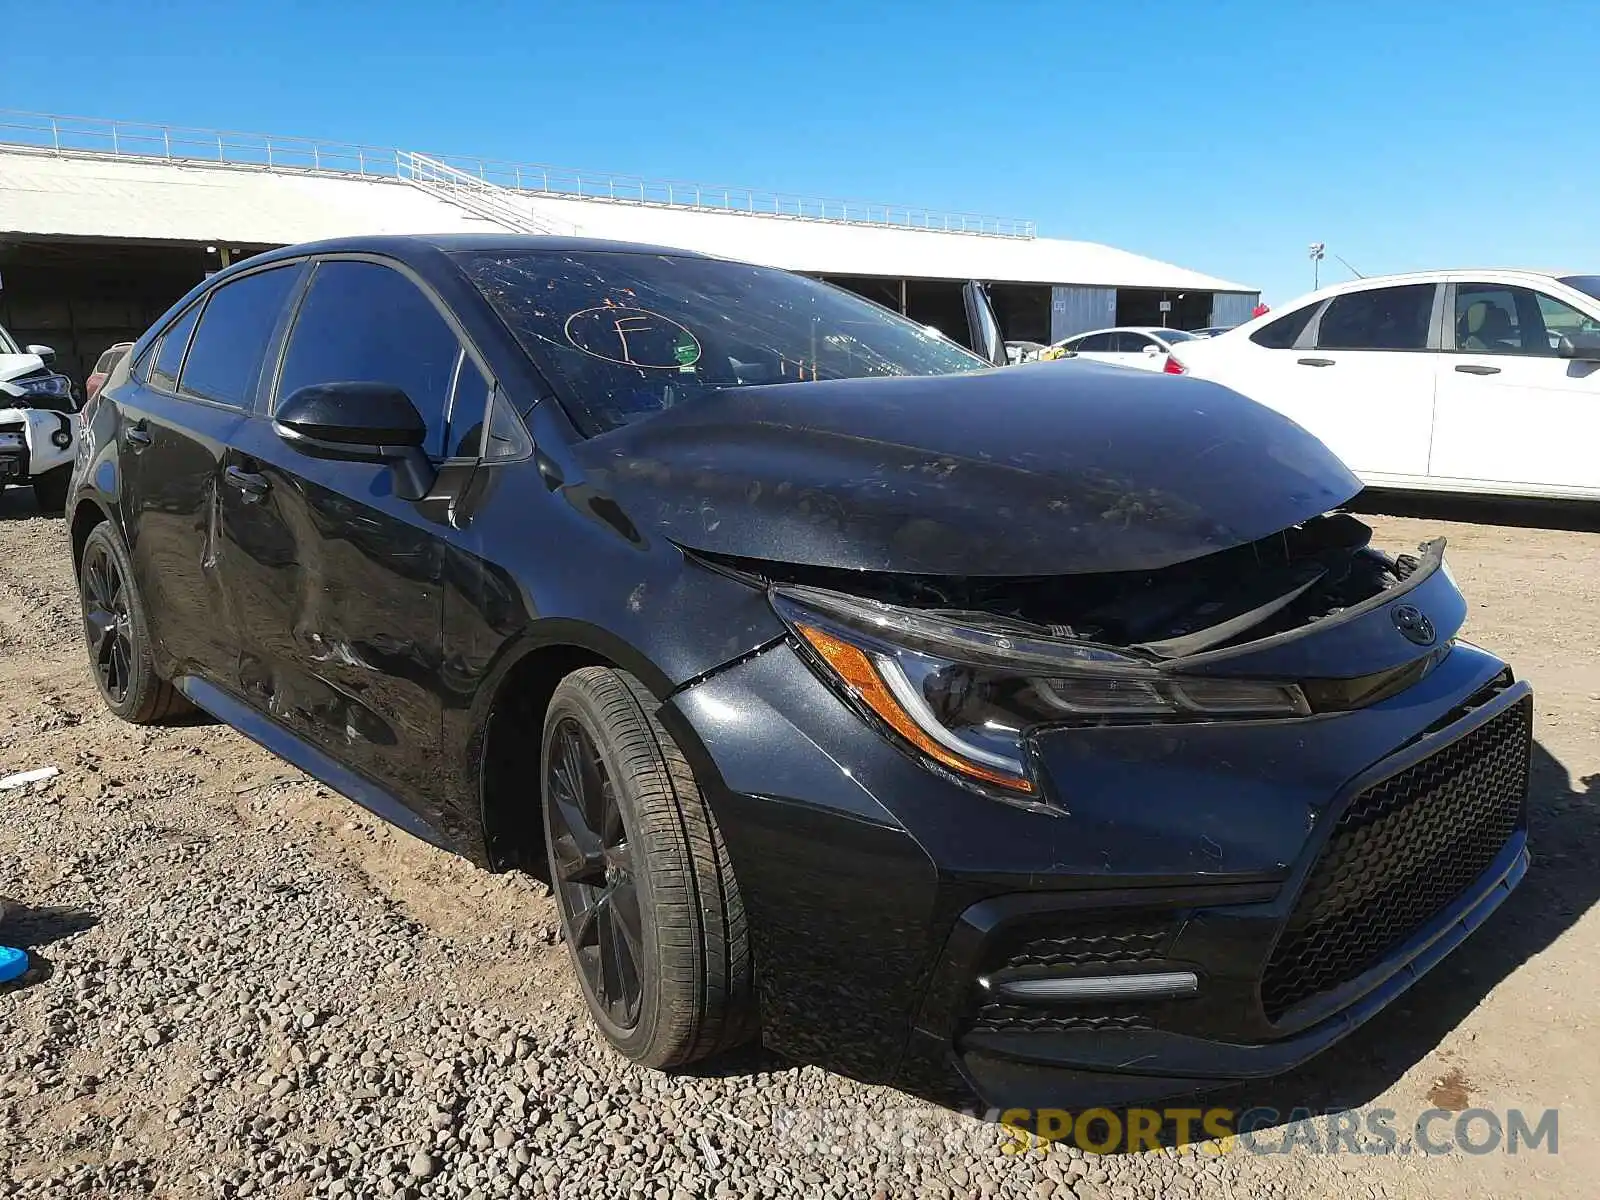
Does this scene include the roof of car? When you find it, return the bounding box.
[245,232,713,265]
[1052,326,1188,345]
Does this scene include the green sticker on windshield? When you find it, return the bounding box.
[673,330,700,365]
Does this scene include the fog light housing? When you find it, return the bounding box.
[51,428,73,448]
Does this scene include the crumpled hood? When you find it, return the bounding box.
[570,362,1362,576]
[0,352,48,386]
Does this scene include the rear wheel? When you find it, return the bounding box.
[31,466,69,514]
[78,523,191,723]
[542,667,755,1068]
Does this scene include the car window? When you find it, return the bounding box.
[277,261,462,457]
[1452,284,1600,356]
[148,304,202,392]
[1158,329,1199,343]
[1250,305,1317,349]
[446,353,493,458]
[1315,284,1434,351]
[92,348,120,376]
[456,250,987,436]
[1533,291,1600,346]
[178,267,299,408]
[1114,332,1153,353]
[1076,333,1115,352]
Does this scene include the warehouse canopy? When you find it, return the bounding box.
[0,147,1254,294]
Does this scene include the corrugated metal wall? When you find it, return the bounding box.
[1209,292,1261,328]
[1050,285,1117,342]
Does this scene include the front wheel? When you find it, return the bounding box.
[542,667,756,1068]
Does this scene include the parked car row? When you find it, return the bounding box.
[1169,269,1600,501]
[66,233,1533,1111]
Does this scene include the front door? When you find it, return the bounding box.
[218,256,476,825]
[1429,281,1600,495]
[1273,282,1439,481]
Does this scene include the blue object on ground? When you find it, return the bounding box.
[0,946,27,983]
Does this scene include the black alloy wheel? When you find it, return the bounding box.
[81,539,134,706]
[546,715,646,1031]
[76,522,190,724]
[540,667,756,1068]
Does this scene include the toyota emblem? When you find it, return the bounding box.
[1391,604,1435,646]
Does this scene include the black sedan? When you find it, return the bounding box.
[68,235,1531,1109]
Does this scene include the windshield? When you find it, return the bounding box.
[458,250,989,435]
[1156,328,1199,342]
[0,324,18,355]
[1558,275,1600,303]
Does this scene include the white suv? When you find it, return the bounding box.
[0,323,79,511]
[1172,270,1600,500]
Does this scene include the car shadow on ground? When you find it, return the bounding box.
[1350,488,1600,533]
[0,900,100,992]
[0,487,55,521]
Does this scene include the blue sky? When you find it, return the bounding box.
[8,0,1593,302]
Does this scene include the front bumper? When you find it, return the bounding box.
[0,407,77,482]
[663,633,1532,1108]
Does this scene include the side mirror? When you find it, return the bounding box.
[1143,344,1162,355]
[1557,330,1600,362]
[274,382,436,501]
[25,344,55,366]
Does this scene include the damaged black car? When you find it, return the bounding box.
[70,235,1532,1109]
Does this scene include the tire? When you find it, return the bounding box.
[31,466,70,514]
[77,523,192,724]
[542,666,755,1068]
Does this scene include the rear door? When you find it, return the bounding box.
[120,265,302,687]
[218,255,480,825]
[1269,283,1439,479]
[1428,281,1600,495]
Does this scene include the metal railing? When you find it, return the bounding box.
[400,152,577,236]
[0,110,1038,239]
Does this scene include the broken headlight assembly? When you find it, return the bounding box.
[771,585,1309,797]
[1,372,73,402]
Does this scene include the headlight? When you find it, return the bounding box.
[771,585,1309,797]
[6,373,72,399]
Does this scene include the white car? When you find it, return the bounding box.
[1172,270,1600,501]
[1045,325,1200,371]
[0,323,79,511]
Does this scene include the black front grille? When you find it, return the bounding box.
[970,1005,1154,1035]
[1262,696,1531,1020]
[999,927,1171,972]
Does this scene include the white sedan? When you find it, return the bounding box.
[1171,269,1600,501]
[1043,326,1201,371]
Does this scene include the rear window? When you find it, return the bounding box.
[179,266,299,408]
[1315,284,1435,351]
[149,304,201,392]
[1250,305,1317,349]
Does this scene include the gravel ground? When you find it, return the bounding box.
[1,486,1596,1199]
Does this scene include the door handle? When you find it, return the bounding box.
[224,465,270,501]
[125,421,152,449]
[1454,363,1502,376]
[1296,357,1336,367]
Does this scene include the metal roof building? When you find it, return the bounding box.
[0,112,1259,382]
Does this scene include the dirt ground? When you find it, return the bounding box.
[1,484,1596,1199]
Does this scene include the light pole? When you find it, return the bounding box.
[1309,242,1326,290]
